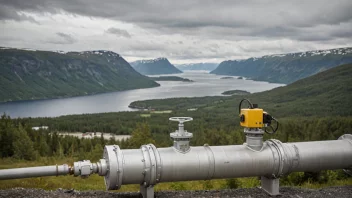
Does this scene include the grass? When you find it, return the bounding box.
[0,158,351,192]
[151,110,172,114]
[140,110,172,117]
[140,114,151,117]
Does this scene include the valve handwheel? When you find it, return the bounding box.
[169,117,193,124]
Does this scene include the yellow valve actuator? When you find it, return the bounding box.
[239,108,264,128]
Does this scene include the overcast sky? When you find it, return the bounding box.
[1,0,351,64]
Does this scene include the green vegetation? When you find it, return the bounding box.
[222,90,250,95]
[0,49,159,102]
[211,47,352,84]
[149,76,193,82]
[131,58,182,75]
[1,63,352,191]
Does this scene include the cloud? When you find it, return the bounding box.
[47,32,77,44]
[2,1,352,37]
[106,27,131,38]
[0,5,38,23]
[0,0,351,63]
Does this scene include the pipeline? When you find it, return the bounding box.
[0,164,71,180]
[0,117,351,198]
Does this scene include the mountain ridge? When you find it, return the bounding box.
[211,47,352,84]
[0,48,159,102]
[130,58,182,75]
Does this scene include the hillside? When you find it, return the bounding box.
[175,63,218,71]
[211,47,352,84]
[0,48,159,102]
[131,58,182,75]
[131,63,352,117]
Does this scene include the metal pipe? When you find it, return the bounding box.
[116,136,352,186]
[289,139,352,172]
[0,134,351,197]
[0,164,71,180]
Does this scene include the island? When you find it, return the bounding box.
[220,76,234,79]
[149,76,193,82]
[221,90,250,95]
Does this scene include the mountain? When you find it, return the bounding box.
[130,63,352,117]
[130,58,182,75]
[211,47,352,84]
[0,48,159,102]
[247,62,352,117]
[175,63,218,71]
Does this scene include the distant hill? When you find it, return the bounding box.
[175,63,218,71]
[211,47,352,84]
[130,58,182,75]
[149,76,193,82]
[0,48,159,102]
[130,63,352,117]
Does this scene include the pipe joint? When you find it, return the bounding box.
[244,128,264,151]
[104,145,124,190]
[266,139,289,178]
[140,144,161,186]
[73,160,95,178]
[97,159,108,176]
[339,134,352,176]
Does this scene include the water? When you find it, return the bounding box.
[0,71,284,118]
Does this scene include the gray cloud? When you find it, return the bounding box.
[106,27,131,38]
[0,5,38,23]
[1,0,352,63]
[2,0,352,37]
[47,32,77,44]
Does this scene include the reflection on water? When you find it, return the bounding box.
[0,71,284,118]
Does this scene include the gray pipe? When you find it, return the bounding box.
[0,134,351,197]
[118,137,352,185]
[0,164,71,180]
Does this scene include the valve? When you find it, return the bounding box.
[238,99,279,134]
[238,99,279,151]
[169,117,193,153]
[169,117,193,134]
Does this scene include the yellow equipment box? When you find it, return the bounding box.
[240,108,264,128]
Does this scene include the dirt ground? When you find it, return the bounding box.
[0,186,351,198]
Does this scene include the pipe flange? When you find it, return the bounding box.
[104,145,124,190]
[149,144,162,183]
[141,144,159,186]
[338,134,352,176]
[266,139,286,178]
[338,134,352,144]
[204,144,215,180]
